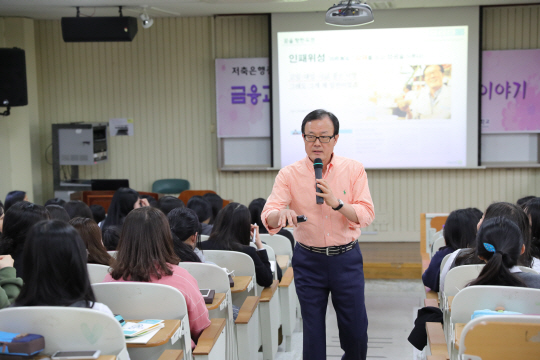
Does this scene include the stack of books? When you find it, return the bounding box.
[122,319,164,344]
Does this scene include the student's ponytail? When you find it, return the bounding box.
[468,217,527,287]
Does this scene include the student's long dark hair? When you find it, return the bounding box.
[110,207,180,282]
[208,202,251,250]
[14,220,97,307]
[168,207,202,263]
[455,202,532,267]
[468,217,527,287]
[102,187,140,230]
[203,193,223,225]
[70,217,115,266]
[0,202,49,255]
[443,209,479,251]
[524,198,540,259]
[248,198,266,229]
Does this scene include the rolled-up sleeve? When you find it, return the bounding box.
[348,165,375,229]
[261,169,292,235]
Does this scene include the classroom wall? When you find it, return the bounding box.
[29,5,540,241]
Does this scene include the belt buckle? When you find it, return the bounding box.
[326,247,329,256]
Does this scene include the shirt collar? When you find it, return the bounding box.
[304,153,336,174]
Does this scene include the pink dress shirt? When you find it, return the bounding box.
[104,265,211,348]
[262,155,375,247]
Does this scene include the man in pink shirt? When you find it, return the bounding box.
[262,109,375,360]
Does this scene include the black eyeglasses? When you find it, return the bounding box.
[303,134,335,143]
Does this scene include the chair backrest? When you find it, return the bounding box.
[430,217,447,232]
[262,244,276,262]
[202,250,256,278]
[440,253,452,273]
[87,263,110,284]
[152,179,190,194]
[0,307,127,358]
[259,234,293,258]
[518,266,539,274]
[459,315,540,359]
[443,264,484,297]
[201,234,210,242]
[451,285,540,324]
[92,282,188,320]
[179,190,216,206]
[178,262,230,293]
[430,236,446,258]
[107,250,118,258]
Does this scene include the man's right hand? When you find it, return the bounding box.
[268,209,298,228]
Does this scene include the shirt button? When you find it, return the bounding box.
[327,233,330,236]
[326,216,328,219]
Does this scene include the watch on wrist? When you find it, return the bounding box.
[332,199,344,211]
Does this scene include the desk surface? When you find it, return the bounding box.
[206,292,226,310]
[276,255,290,270]
[231,276,252,293]
[126,319,181,348]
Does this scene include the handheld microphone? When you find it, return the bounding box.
[314,158,324,205]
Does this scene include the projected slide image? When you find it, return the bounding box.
[277,26,468,168]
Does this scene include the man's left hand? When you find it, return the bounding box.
[316,179,340,209]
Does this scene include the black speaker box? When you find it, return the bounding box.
[61,17,138,42]
[0,48,28,107]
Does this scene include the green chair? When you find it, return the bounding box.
[152,179,190,194]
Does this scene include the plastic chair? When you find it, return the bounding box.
[87,263,110,284]
[92,282,192,359]
[152,179,190,194]
[430,236,446,258]
[107,250,118,258]
[458,315,540,360]
[179,263,244,360]
[518,266,539,274]
[201,235,210,242]
[0,307,129,359]
[260,234,293,259]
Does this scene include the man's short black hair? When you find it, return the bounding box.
[301,109,339,136]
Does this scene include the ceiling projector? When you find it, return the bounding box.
[325,0,374,26]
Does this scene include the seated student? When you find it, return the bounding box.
[468,216,540,289]
[422,208,479,292]
[187,196,213,235]
[249,198,295,253]
[45,204,71,223]
[203,193,223,225]
[64,200,94,221]
[104,207,211,346]
[102,225,120,251]
[11,220,115,315]
[157,196,185,216]
[200,202,274,288]
[517,195,536,209]
[0,255,23,309]
[523,197,540,273]
[44,197,66,207]
[0,202,50,278]
[70,217,115,267]
[90,204,106,225]
[101,187,149,232]
[168,207,204,263]
[140,194,158,208]
[441,202,532,290]
[4,191,27,212]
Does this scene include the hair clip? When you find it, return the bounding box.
[483,242,496,253]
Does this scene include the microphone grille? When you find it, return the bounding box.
[314,158,323,168]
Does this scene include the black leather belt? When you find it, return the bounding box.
[298,239,358,256]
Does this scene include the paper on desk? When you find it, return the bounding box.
[124,324,164,344]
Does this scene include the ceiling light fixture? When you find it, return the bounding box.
[140,8,154,29]
[325,0,374,26]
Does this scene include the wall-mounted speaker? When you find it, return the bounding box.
[61,17,138,42]
[0,48,28,107]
